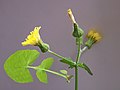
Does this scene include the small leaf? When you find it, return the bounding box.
[36,57,54,83]
[60,70,67,75]
[36,70,48,84]
[78,63,93,75]
[4,50,40,83]
[60,58,75,68]
[38,57,54,69]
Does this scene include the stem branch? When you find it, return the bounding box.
[27,66,67,79]
[81,46,88,53]
[76,45,81,63]
[44,69,66,78]
[48,49,66,60]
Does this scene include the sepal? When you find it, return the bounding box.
[38,43,50,53]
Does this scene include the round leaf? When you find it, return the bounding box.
[4,50,40,83]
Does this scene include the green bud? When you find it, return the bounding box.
[38,43,50,53]
[72,23,84,38]
[85,38,94,49]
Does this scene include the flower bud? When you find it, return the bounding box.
[67,9,84,38]
[72,23,84,38]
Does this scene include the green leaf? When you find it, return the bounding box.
[38,57,54,69]
[78,63,93,75]
[36,57,54,83]
[4,49,40,83]
[60,70,67,75]
[36,70,48,84]
[60,58,75,68]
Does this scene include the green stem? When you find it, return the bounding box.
[44,69,66,79]
[27,66,66,79]
[48,49,66,60]
[75,43,82,90]
[27,66,37,70]
[75,66,78,90]
[76,45,81,63]
[81,46,88,53]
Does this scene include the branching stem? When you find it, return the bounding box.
[27,66,67,79]
[44,69,66,78]
[81,46,88,53]
[48,49,66,60]
[47,44,88,90]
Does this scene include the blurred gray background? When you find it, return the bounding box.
[0,0,120,90]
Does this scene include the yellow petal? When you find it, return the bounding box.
[93,33,99,38]
[87,30,94,37]
[21,26,42,46]
[93,32,101,41]
[95,36,101,41]
[68,9,76,23]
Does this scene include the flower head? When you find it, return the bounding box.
[22,26,49,53]
[22,26,42,46]
[85,29,102,48]
[87,29,101,42]
[68,9,76,24]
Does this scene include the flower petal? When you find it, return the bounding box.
[21,26,42,46]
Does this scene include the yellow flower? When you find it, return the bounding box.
[87,30,94,38]
[68,9,76,23]
[22,26,49,53]
[22,26,42,46]
[85,29,102,49]
[87,29,102,42]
